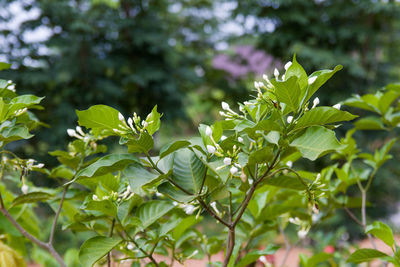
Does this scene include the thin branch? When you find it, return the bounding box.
[343,206,363,226]
[0,194,66,267]
[49,185,69,244]
[198,199,230,228]
[107,218,116,267]
[279,225,291,267]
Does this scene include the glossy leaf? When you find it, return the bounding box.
[365,221,395,248]
[137,200,174,229]
[79,236,122,267]
[159,140,191,159]
[347,248,388,264]
[272,76,301,112]
[305,65,343,101]
[124,163,159,194]
[290,126,341,160]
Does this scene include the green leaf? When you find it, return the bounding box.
[144,105,161,135]
[285,55,308,90]
[124,163,160,194]
[79,236,122,267]
[263,175,308,190]
[347,248,389,264]
[290,126,341,161]
[126,132,154,153]
[0,62,11,71]
[157,182,197,203]
[354,117,385,130]
[10,192,54,208]
[76,105,124,136]
[307,252,333,267]
[137,200,174,229]
[305,65,343,101]
[366,221,395,248]
[249,146,273,165]
[8,95,44,115]
[73,154,139,181]
[272,76,301,112]
[293,107,357,132]
[171,149,206,194]
[159,140,191,159]
[235,245,279,267]
[83,199,117,217]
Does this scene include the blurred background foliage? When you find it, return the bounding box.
[1,0,400,245]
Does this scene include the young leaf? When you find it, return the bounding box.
[124,163,160,194]
[365,221,395,248]
[354,116,385,130]
[76,105,124,136]
[272,76,301,113]
[159,140,191,159]
[126,131,154,153]
[285,55,308,90]
[347,248,389,264]
[290,126,341,160]
[83,199,117,217]
[79,236,122,267]
[305,65,342,101]
[144,105,161,135]
[293,107,357,132]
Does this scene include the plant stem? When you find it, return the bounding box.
[361,189,377,249]
[198,199,230,227]
[107,218,115,267]
[0,193,66,267]
[279,225,291,267]
[49,185,69,244]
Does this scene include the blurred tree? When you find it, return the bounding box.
[231,0,400,102]
[0,0,217,151]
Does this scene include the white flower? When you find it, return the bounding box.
[333,103,341,110]
[7,80,12,84]
[219,111,226,116]
[67,129,77,137]
[172,201,178,206]
[183,204,196,215]
[127,243,134,250]
[127,117,135,131]
[35,163,45,168]
[142,121,148,128]
[21,184,29,194]
[286,161,293,168]
[238,137,243,142]
[118,112,124,122]
[298,228,309,239]
[7,84,15,92]
[223,157,232,166]
[205,126,213,136]
[274,68,279,78]
[287,116,293,123]
[258,81,265,88]
[206,145,216,154]
[262,74,269,81]
[282,74,286,80]
[155,192,163,197]
[308,76,317,85]
[220,135,227,141]
[230,166,238,175]
[312,97,320,109]
[259,256,267,264]
[92,194,99,201]
[221,101,230,110]
[76,126,85,136]
[254,81,260,89]
[210,202,220,214]
[284,61,292,70]
[316,173,321,181]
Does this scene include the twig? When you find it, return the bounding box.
[279,225,291,267]
[0,193,66,267]
[107,218,116,267]
[343,206,363,226]
[49,185,69,244]
[198,199,230,228]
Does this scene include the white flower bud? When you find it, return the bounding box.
[282,74,286,80]
[92,194,99,201]
[21,184,29,194]
[254,81,260,89]
[142,121,148,128]
[259,256,267,264]
[172,201,178,206]
[221,101,230,110]
[76,126,85,136]
[284,61,292,70]
[7,80,12,84]
[127,243,134,250]
[238,137,243,142]
[223,157,231,166]
[206,145,216,154]
[35,163,45,168]
[287,116,293,123]
[258,81,265,88]
[205,126,213,136]
[220,135,227,141]
[118,112,124,122]
[333,103,341,110]
[274,68,279,78]
[312,97,320,109]
[230,166,238,175]
[183,204,196,215]
[308,76,317,85]
[67,129,76,137]
[298,229,308,239]
[286,161,293,168]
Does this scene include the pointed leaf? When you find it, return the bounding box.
[305,65,342,101]
[272,76,301,112]
[79,236,122,267]
[285,55,308,90]
[293,107,357,132]
[157,182,197,203]
[137,200,174,229]
[77,105,124,136]
[347,249,388,264]
[10,192,54,208]
[290,126,341,160]
[159,140,191,159]
[125,163,160,194]
[366,221,395,248]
